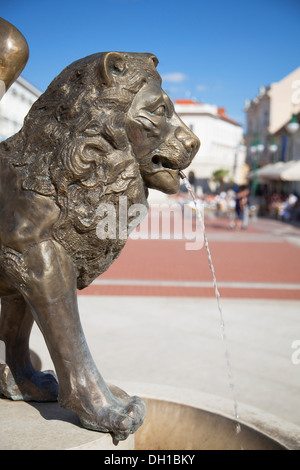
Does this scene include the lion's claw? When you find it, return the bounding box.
[77,394,146,440]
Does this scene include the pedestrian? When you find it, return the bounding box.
[227,190,236,228]
[234,185,249,230]
[188,171,196,193]
[242,187,250,230]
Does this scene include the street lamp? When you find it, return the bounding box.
[286,114,299,161]
[286,114,299,134]
[250,138,265,197]
[269,139,278,163]
[269,140,278,154]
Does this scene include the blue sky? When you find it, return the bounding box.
[1,0,300,127]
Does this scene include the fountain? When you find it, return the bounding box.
[179,171,241,432]
[132,384,299,450]
[128,172,300,450]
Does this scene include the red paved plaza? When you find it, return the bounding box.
[79,215,300,300]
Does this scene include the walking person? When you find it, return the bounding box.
[242,187,250,230]
[234,185,249,230]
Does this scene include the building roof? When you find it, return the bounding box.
[174,99,200,105]
[217,107,241,126]
[16,76,42,97]
[174,99,241,126]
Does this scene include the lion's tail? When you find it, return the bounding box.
[0,18,29,100]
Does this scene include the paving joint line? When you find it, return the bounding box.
[92,279,300,290]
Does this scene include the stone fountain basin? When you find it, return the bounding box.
[1,381,299,450]
[119,383,300,451]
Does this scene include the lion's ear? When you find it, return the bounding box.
[148,54,159,68]
[98,52,126,87]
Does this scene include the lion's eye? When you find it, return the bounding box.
[153,105,166,116]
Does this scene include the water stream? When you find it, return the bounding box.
[179,171,241,436]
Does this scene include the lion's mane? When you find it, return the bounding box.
[2,52,161,287]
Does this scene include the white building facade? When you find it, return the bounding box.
[0,76,41,141]
[174,100,246,191]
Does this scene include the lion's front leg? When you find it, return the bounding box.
[17,240,145,440]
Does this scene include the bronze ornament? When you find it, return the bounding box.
[0,18,29,99]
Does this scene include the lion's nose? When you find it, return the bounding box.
[175,127,200,157]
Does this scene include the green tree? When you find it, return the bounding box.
[212,169,230,190]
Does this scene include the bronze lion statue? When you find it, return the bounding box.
[0,51,200,440]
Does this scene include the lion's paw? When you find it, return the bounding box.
[78,395,146,441]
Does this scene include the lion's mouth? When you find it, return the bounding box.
[151,155,180,174]
[142,153,183,194]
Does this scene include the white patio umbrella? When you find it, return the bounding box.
[248,161,300,182]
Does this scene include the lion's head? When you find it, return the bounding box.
[8,51,199,197]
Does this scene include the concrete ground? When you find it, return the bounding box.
[29,215,300,431]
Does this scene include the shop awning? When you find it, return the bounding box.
[248,160,300,182]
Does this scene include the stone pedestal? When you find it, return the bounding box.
[0,398,134,450]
